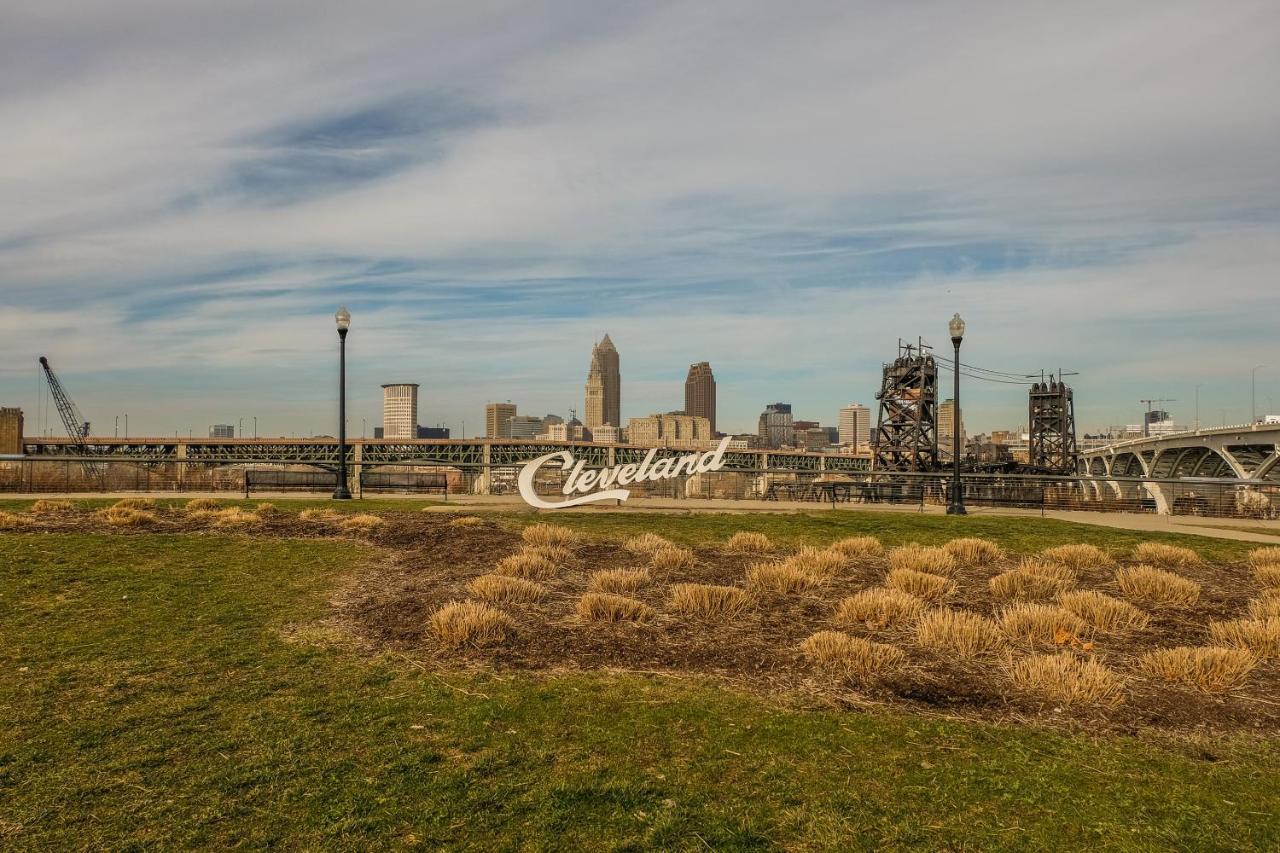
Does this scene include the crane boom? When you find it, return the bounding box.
[39,356,90,442]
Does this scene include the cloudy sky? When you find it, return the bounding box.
[2,1,1277,439]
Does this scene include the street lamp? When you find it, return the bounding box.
[333,306,353,500]
[1252,365,1266,424]
[947,313,966,515]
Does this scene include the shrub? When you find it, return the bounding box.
[745,562,827,595]
[1248,546,1280,570]
[1007,653,1125,706]
[1254,564,1280,590]
[1115,565,1200,607]
[97,506,157,527]
[112,497,157,511]
[943,537,1003,566]
[834,588,925,630]
[576,593,655,623]
[887,544,957,576]
[799,631,906,682]
[184,498,222,512]
[429,600,514,647]
[494,552,557,580]
[448,515,485,527]
[827,535,884,559]
[1040,543,1111,571]
[1139,647,1257,693]
[467,574,547,603]
[669,583,751,618]
[339,513,385,534]
[521,523,579,547]
[914,609,1005,658]
[1133,542,1200,568]
[0,510,32,530]
[1208,617,1280,659]
[1056,590,1150,633]
[30,499,76,516]
[588,568,651,594]
[725,531,774,553]
[622,532,673,554]
[886,568,952,602]
[997,603,1088,647]
[650,546,697,572]
[784,546,848,577]
[212,507,261,528]
[988,564,1075,602]
[1247,592,1280,620]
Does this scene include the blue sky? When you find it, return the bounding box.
[2,0,1278,438]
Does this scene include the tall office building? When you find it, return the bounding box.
[758,403,794,449]
[683,362,717,435]
[486,402,517,438]
[209,424,235,438]
[938,398,966,461]
[838,402,871,448]
[584,334,621,428]
[381,383,419,440]
[626,412,713,448]
[507,415,543,438]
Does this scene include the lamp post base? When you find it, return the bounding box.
[333,485,353,500]
[946,504,967,515]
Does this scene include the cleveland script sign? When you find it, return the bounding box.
[516,437,732,509]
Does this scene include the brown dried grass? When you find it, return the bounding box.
[521,523,579,547]
[1253,564,1280,590]
[1040,543,1111,570]
[448,515,485,527]
[29,499,76,516]
[0,510,33,530]
[650,546,697,572]
[914,609,1006,658]
[885,568,952,602]
[184,498,223,512]
[745,562,827,595]
[339,513,386,534]
[1248,546,1280,570]
[1006,653,1126,706]
[1133,542,1200,568]
[827,535,884,559]
[97,506,157,527]
[1247,591,1280,620]
[943,537,1003,566]
[887,544,957,576]
[725,531,774,553]
[494,552,557,580]
[799,631,906,682]
[467,574,547,603]
[834,588,925,630]
[112,497,157,511]
[1139,646,1257,693]
[576,593,655,623]
[255,502,278,516]
[784,546,848,577]
[298,508,340,522]
[1056,589,1150,633]
[988,562,1075,602]
[429,600,514,647]
[211,507,262,528]
[588,568,651,594]
[668,583,751,618]
[1115,565,1200,607]
[1208,617,1280,659]
[523,544,574,565]
[998,603,1088,647]
[622,532,673,554]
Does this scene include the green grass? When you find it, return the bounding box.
[2,525,1278,848]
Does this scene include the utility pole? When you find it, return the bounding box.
[1252,365,1266,424]
[1194,385,1201,431]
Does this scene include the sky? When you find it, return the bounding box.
[2,0,1278,439]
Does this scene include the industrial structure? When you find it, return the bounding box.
[872,341,939,472]
[1027,374,1079,474]
[38,356,100,480]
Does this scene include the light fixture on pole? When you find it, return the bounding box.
[946,313,966,515]
[1252,365,1266,424]
[333,306,353,500]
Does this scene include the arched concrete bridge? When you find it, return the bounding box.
[1081,423,1280,481]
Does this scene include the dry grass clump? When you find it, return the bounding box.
[622,532,673,554]
[576,592,655,623]
[1208,617,1280,659]
[669,583,751,618]
[521,523,579,547]
[1139,647,1257,693]
[97,506,157,527]
[799,631,906,682]
[1253,564,1280,590]
[989,562,1075,602]
[650,546,697,572]
[448,515,485,527]
[1248,546,1280,570]
[112,497,157,511]
[784,546,848,578]
[339,513,386,534]
[834,588,925,630]
[184,498,223,512]
[30,499,76,516]
[494,552,557,580]
[887,544,958,576]
[211,507,262,528]
[1247,591,1280,620]
[914,609,1006,658]
[429,600,514,648]
[255,502,278,516]
[1115,565,1200,607]
[588,568,651,594]
[725,531,774,553]
[298,508,340,522]
[885,568,952,602]
[745,561,827,594]
[1133,542,1200,568]
[1056,590,1150,633]
[467,574,547,603]
[998,603,1088,647]
[0,510,33,530]
[1040,543,1111,571]
[1007,654,1126,706]
[523,544,574,564]
[827,535,884,559]
[943,537,1003,566]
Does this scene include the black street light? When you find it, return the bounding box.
[333,306,353,500]
[946,312,967,516]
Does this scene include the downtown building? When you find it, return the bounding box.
[683,362,717,435]
[584,334,621,429]
[381,383,419,440]
[838,402,871,449]
[626,412,713,449]
[485,402,517,438]
[938,398,967,461]
[758,403,794,449]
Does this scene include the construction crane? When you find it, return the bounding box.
[1139,398,1176,438]
[38,356,100,480]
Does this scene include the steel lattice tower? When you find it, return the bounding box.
[1028,375,1079,474]
[872,340,940,472]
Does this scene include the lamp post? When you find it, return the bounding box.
[333,306,353,500]
[1252,365,1266,424]
[946,313,966,515]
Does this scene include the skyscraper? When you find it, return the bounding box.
[381,383,419,440]
[485,402,517,438]
[938,398,966,461]
[839,402,871,448]
[584,334,621,428]
[684,362,716,435]
[758,402,794,449]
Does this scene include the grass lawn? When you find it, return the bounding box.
[2,514,1279,848]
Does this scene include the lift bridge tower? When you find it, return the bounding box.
[872,339,939,472]
[1028,372,1079,474]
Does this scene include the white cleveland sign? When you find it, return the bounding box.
[516,437,732,509]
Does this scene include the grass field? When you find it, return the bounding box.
[2,504,1279,848]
